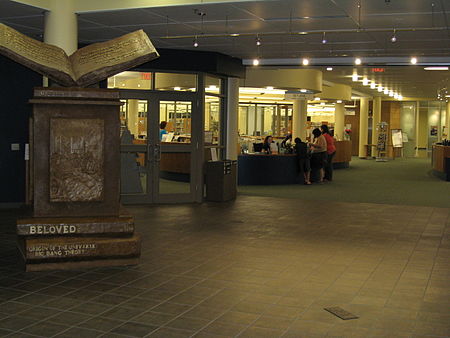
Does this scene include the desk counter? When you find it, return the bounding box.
[238,141,352,185]
[432,145,450,181]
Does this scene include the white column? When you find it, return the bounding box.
[292,99,308,140]
[226,77,239,160]
[371,96,382,147]
[128,99,139,138]
[334,102,345,141]
[44,0,78,55]
[43,0,77,87]
[358,97,369,158]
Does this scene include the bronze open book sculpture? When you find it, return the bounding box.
[0,23,159,87]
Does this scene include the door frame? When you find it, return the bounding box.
[119,89,203,204]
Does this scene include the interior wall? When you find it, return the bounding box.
[400,102,416,157]
[0,56,42,205]
[417,102,429,157]
[345,103,360,156]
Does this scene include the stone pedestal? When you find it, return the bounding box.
[17,87,140,271]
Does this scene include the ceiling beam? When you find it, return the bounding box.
[13,0,265,13]
[12,0,51,10]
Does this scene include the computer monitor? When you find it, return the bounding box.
[253,143,263,152]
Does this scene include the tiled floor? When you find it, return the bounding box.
[0,195,449,337]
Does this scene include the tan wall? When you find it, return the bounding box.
[345,103,360,156]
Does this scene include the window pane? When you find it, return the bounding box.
[155,73,197,91]
[205,96,221,145]
[205,75,221,94]
[160,101,192,143]
[108,71,152,90]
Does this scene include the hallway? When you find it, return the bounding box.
[0,193,449,337]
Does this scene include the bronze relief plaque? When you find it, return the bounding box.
[50,118,104,202]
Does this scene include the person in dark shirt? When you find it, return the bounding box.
[262,135,274,154]
[294,137,311,185]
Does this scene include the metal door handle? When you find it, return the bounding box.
[146,142,152,164]
[154,144,161,162]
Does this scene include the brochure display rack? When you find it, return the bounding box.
[376,122,388,162]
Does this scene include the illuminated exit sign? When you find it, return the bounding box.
[371,68,385,73]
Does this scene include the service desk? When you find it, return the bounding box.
[238,140,352,185]
[432,145,450,181]
[333,140,352,168]
[238,154,300,185]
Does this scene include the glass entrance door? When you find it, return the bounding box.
[119,91,198,204]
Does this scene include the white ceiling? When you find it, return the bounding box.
[1,0,450,99]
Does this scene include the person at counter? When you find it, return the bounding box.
[294,137,311,185]
[321,124,336,181]
[159,121,168,141]
[262,135,277,154]
[309,128,327,183]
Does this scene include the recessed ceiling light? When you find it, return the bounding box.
[300,89,307,93]
[378,86,383,92]
[352,73,358,81]
[302,58,309,66]
[410,57,417,64]
[174,86,181,91]
[253,58,259,66]
[384,88,389,94]
[355,58,362,65]
[362,78,369,86]
[389,91,394,97]
[337,100,343,103]
[326,67,333,71]
[424,67,448,70]
[370,82,376,89]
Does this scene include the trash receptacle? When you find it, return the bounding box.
[205,160,237,202]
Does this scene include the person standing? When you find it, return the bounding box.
[309,128,327,183]
[321,124,336,181]
[294,137,311,185]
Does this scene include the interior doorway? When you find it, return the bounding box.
[119,90,201,204]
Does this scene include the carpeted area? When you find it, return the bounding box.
[238,157,450,208]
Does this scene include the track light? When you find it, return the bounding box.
[391,29,397,43]
[256,36,261,46]
[355,58,362,65]
[193,36,198,47]
[370,82,376,89]
[378,86,383,92]
[362,78,369,86]
[352,73,358,81]
[384,88,389,94]
[410,57,417,64]
[321,32,327,44]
